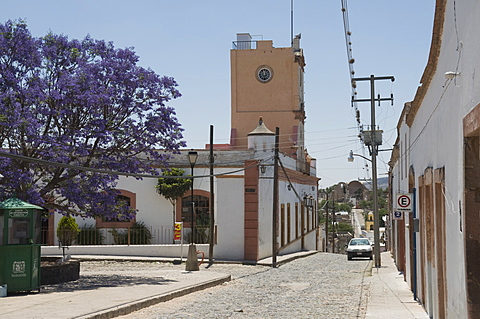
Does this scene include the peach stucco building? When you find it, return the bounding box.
[230,33,306,160]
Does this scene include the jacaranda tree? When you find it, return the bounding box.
[0,20,186,219]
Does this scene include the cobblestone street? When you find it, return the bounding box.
[109,252,372,319]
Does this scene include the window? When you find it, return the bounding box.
[181,194,209,224]
[280,204,285,246]
[305,206,310,232]
[8,218,29,244]
[295,203,299,239]
[287,203,291,243]
[96,190,136,228]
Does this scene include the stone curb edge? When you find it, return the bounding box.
[74,274,232,319]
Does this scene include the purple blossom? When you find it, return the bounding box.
[0,20,186,219]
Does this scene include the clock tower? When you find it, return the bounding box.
[230,33,306,159]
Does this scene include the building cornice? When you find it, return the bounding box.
[406,0,447,127]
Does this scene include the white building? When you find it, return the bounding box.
[389,0,480,317]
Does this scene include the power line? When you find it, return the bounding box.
[0,150,273,180]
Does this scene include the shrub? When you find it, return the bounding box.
[110,221,152,245]
[183,213,210,244]
[77,224,105,245]
[57,216,80,246]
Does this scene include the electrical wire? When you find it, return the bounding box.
[0,149,274,180]
[340,0,363,138]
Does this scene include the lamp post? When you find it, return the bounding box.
[188,151,198,242]
[185,150,199,271]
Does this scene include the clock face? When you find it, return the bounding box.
[256,66,273,83]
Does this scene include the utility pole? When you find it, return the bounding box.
[272,127,280,268]
[325,192,329,252]
[352,75,394,268]
[209,125,215,264]
[332,192,336,253]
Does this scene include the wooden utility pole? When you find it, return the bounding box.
[332,193,336,253]
[325,192,329,252]
[352,74,394,268]
[209,125,215,264]
[272,127,280,268]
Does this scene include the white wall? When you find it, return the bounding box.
[215,176,245,260]
[258,175,318,259]
[116,175,173,230]
[390,1,480,317]
[258,176,273,259]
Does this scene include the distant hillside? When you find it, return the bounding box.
[363,177,389,190]
[378,177,389,189]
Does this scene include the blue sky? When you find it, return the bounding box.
[1,1,435,186]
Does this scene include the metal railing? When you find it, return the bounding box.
[232,41,257,50]
[44,226,210,246]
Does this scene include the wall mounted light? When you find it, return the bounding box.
[445,71,460,79]
[260,166,266,174]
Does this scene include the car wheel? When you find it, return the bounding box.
[347,253,353,261]
[369,255,373,260]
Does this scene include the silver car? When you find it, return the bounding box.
[346,238,373,260]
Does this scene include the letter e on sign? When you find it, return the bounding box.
[396,193,412,211]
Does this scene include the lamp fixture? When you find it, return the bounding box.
[188,150,198,166]
[348,150,354,162]
[348,150,372,163]
[445,71,460,79]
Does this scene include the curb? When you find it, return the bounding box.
[75,274,231,319]
[259,251,320,267]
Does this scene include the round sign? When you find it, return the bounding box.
[397,195,411,208]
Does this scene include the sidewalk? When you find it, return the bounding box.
[0,268,230,319]
[366,251,429,318]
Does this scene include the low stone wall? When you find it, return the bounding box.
[41,244,210,259]
[41,257,80,285]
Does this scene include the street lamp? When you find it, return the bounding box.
[348,150,371,163]
[185,150,199,271]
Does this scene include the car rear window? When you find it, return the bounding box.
[350,239,370,245]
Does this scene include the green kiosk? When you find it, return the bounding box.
[0,198,44,293]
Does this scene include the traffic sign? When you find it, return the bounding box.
[393,211,403,220]
[396,193,412,211]
[174,222,182,241]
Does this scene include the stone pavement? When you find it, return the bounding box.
[0,251,429,319]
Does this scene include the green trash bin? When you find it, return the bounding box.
[0,198,44,293]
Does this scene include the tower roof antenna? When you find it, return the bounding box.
[290,0,294,46]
